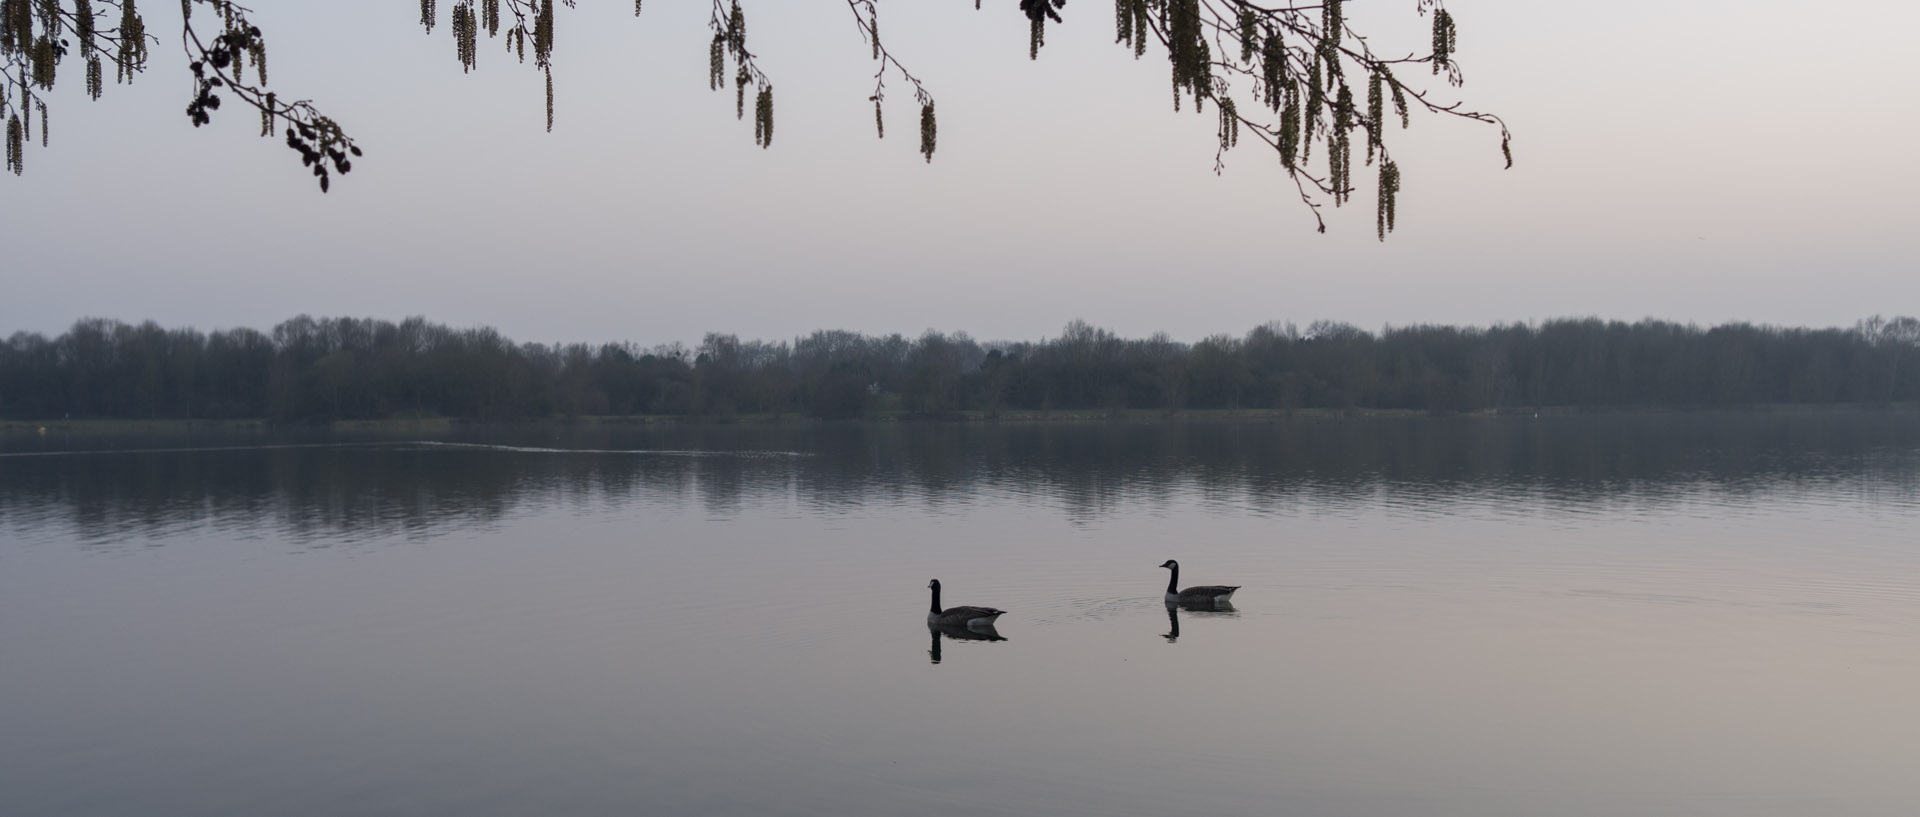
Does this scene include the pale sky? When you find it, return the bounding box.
[3,0,1916,346]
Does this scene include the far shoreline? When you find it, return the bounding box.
[8,403,1920,435]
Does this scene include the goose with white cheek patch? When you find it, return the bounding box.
[927,579,1006,629]
[1160,559,1239,605]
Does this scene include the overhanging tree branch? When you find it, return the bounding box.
[2,0,1508,236]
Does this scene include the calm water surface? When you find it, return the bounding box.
[5,415,1920,816]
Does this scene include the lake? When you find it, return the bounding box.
[5,414,1920,816]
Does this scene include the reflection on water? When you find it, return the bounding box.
[929,621,1007,663]
[6,414,1920,817]
[1164,600,1238,643]
[6,413,1920,544]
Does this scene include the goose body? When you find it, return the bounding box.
[1160,559,1239,605]
[927,579,1006,628]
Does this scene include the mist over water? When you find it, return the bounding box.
[5,414,1920,816]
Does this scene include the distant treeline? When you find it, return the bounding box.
[4,315,1920,422]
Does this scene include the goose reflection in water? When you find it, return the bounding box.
[928,621,1006,664]
[1162,599,1237,643]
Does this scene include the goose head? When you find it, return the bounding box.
[928,579,941,591]
[1159,560,1178,570]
